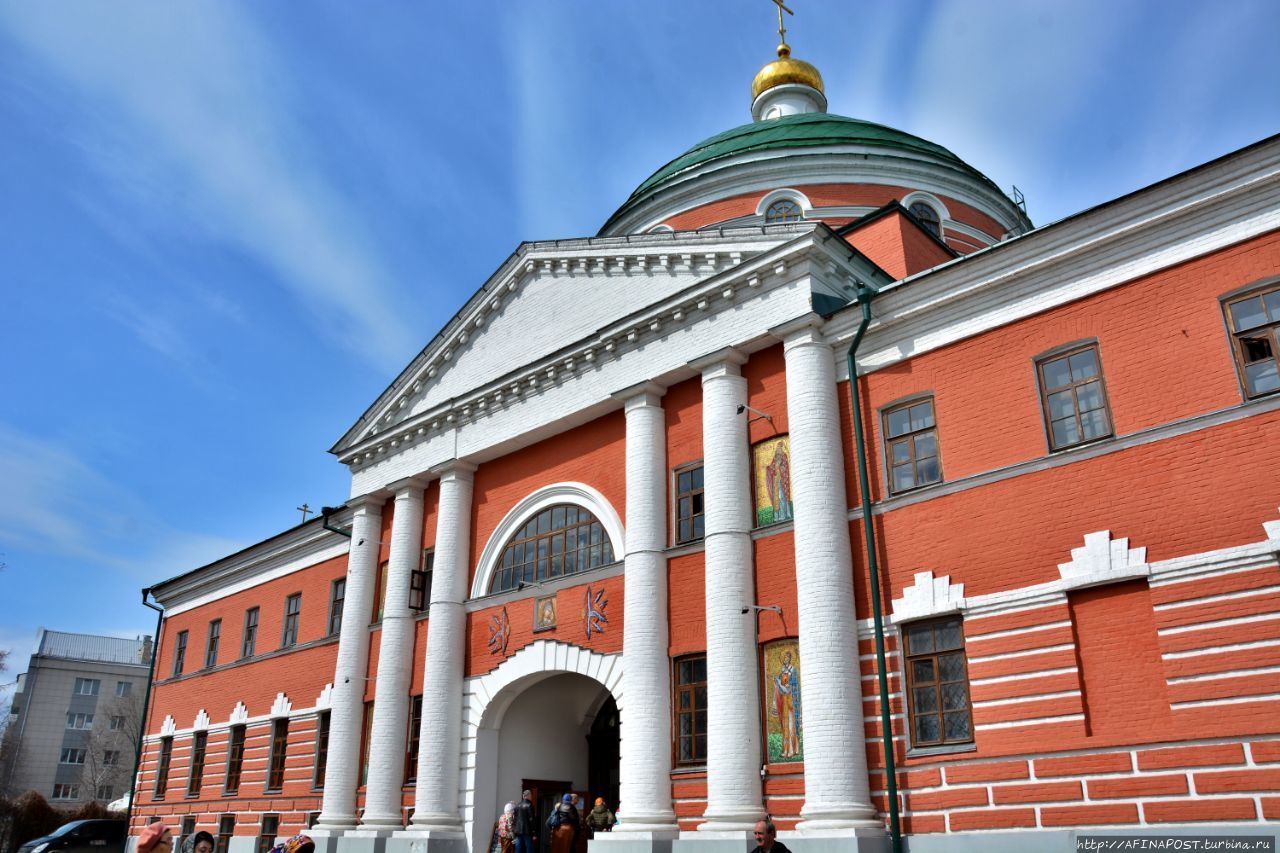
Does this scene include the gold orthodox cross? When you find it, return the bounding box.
[770,0,795,45]
[297,503,312,522]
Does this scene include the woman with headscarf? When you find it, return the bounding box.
[490,802,516,853]
[545,794,579,853]
[182,831,216,853]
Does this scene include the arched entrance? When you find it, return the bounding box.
[464,642,622,853]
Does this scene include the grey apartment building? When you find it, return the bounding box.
[2,631,152,807]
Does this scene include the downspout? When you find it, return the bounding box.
[321,505,353,538]
[845,286,903,853]
[126,590,164,839]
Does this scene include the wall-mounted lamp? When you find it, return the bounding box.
[736,404,773,425]
[741,604,783,616]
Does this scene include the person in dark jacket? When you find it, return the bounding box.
[751,821,790,853]
[513,790,536,853]
[546,794,579,853]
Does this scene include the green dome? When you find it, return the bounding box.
[601,113,1005,234]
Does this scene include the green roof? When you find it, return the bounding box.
[603,113,1002,233]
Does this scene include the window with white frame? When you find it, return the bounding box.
[74,678,100,696]
[66,713,94,729]
[60,748,87,764]
[109,715,125,731]
[116,680,133,698]
[104,750,121,766]
[52,784,79,800]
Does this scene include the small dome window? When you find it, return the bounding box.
[909,201,942,238]
[765,199,803,223]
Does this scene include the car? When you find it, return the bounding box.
[17,820,126,853]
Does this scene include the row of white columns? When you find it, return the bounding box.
[315,317,878,845]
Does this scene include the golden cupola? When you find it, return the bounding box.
[750,41,828,121]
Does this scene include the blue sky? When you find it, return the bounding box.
[0,0,1277,685]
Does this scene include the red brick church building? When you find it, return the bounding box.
[130,30,1280,853]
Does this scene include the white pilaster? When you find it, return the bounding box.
[782,321,879,832]
[696,351,764,831]
[361,477,429,829]
[612,384,679,836]
[315,496,384,831]
[408,461,476,836]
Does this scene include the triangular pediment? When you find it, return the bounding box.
[332,226,815,457]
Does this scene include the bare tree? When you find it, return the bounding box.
[78,693,144,803]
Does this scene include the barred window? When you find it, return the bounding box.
[903,617,973,747]
[908,201,941,237]
[489,505,615,593]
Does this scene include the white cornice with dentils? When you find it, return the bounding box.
[604,145,1032,239]
[823,137,1280,378]
[333,225,812,460]
[335,227,880,473]
[150,506,355,615]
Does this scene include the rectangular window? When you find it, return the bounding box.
[257,815,280,853]
[1225,285,1280,398]
[52,784,79,800]
[180,817,196,850]
[110,715,125,731]
[155,737,173,797]
[372,561,389,623]
[281,594,301,648]
[313,711,330,789]
[673,655,708,765]
[1037,344,1113,451]
[405,695,423,783]
[115,681,132,698]
[74,677,100,696]
[360,701,374,785]
[216,815,235,853]
[674,464,705,545]
[328,578,346,637]
[266,719,289,792]
[96,785,114,801]
[188,730,208,796]
[883,398,942,494]
[104,750,121,766]
[205,619,221,669]
[410,551,433,612]
[60,748,87,764]
[224,725,246,793]
[242,607,259,659]
[903,616,973,748]
[66,712,94,729]
[173,631,188,676]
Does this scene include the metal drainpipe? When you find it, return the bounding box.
[126,590,164,840]
[321,506,353,538]
[845,287,903,853]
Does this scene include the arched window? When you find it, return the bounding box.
[764,199,803,223]
[909,201,942,238]
[489,504,616,593]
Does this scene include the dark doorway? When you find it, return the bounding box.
[586,695,620,814]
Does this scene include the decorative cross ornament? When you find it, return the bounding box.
[769,0,794,45]
[297,503,312,522]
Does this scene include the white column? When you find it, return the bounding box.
[697,351,764,831]
[315,496,384,830]
[612,384,679,835]
[782,321,879,831]
[360,477,429,829]
[408,461,475,836]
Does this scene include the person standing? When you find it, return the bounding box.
[546,794,579,853]
[585,798,615,838]
[513,790,537,853]
[751,821,791,853]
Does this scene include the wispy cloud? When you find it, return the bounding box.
[0,3,414,370]
[0,423,242,582]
